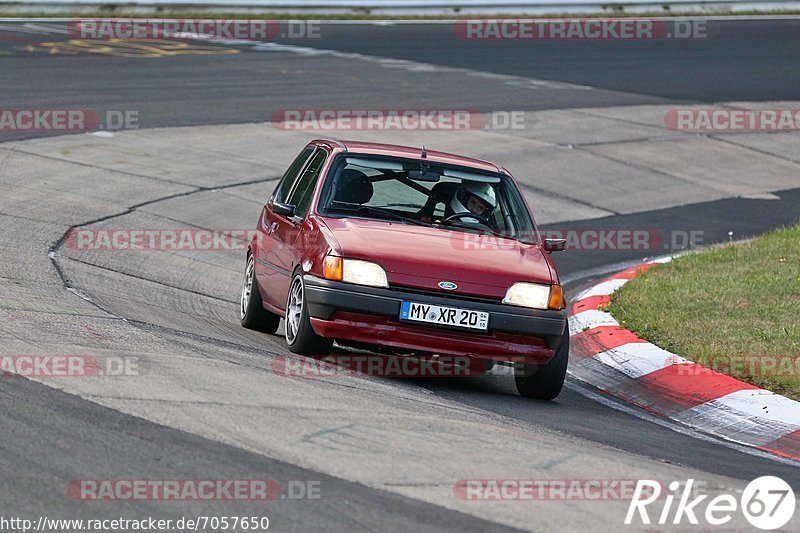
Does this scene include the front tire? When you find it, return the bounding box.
[514,327,569,400]
[285,271,333,356]
[240,254,280,334]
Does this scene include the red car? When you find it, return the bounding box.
[240,139,569,399]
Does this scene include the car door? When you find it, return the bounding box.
[269,148,329,308]
[255,145,315,309]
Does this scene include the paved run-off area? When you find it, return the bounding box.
[1,98,799,530]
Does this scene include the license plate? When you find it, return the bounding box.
[399,301,489,331]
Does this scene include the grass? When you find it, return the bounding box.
[608,225,800,400]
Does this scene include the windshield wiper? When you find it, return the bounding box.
[327,201,433,227]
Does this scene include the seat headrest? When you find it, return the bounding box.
[335,169,374,205]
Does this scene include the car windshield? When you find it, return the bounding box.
[318,154,537,243]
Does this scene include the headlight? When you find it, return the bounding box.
[323,256,389,288]
[344,259,389,287]
[503,282,563,310]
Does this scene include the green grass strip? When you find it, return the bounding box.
[609,224,800,400]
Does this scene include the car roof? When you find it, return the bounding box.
[311,139,503,174]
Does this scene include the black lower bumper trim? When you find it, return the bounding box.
[303,275,566,346]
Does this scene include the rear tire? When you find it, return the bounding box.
[285,271,333,356]
[240,254,280,334]
[514,327,569,400]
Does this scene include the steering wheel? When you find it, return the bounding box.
[442,212,494,229]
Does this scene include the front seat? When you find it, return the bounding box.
[417,181,458,220]
[334,169,374,205]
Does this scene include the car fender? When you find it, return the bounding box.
[300,216,341,278]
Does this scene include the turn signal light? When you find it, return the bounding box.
[548,284,564,310]
[323,255,343,281]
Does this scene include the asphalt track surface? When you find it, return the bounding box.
[1,18,800,532]
[1,18,799,137]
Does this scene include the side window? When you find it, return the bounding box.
[288,150,327,218]
[273,146,314,204]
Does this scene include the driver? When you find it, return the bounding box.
[449,181,496,223]
[416,180,497,225]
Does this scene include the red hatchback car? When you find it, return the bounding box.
[240,139,569,399]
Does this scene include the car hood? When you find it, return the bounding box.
[320,217,553,299]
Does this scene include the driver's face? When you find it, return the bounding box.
[466,194,491,215]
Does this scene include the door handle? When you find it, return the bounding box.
[269,222,279,234]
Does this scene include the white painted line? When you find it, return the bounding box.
[248,41,594,91]
[575,278,628,299]
[568,309,618,334]
[564,378,800,466]
[0,23,53,34]
[561,258,654,287]
[22,22,69,34]
[649,256,674,264]
[594,342,688,379]
[671,400,800,446]
[562,254,678,287]
[706,388,800,427]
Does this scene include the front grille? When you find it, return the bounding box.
[389,285,502,305]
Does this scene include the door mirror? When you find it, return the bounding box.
[544,238,567,253]
[272,201,296,218]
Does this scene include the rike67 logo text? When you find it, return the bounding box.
[626,477,795,530]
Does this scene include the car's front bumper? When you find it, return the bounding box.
[303,275,566,363]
